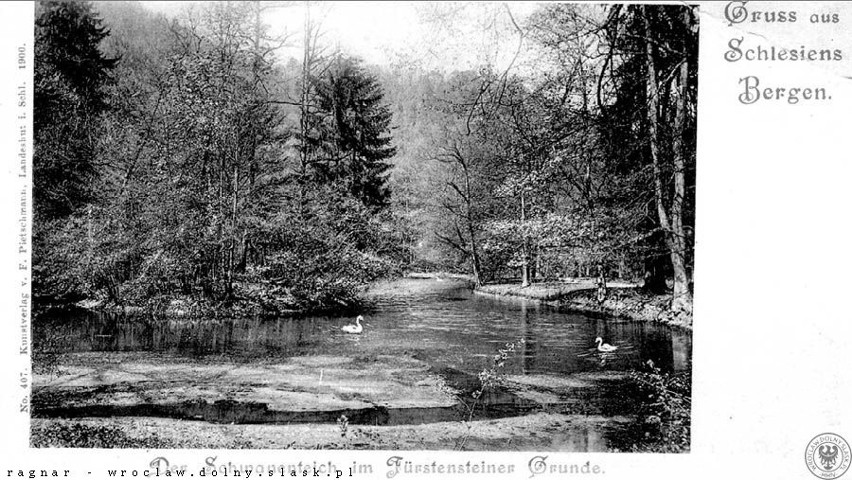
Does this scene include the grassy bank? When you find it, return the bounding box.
[476,281,692,330]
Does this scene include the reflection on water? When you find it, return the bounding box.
[34,278,691,376]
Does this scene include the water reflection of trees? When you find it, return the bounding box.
[518,301,538,375]
[35,311,324,359]
[33,281,690,374]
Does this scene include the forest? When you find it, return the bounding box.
[33,1,697,318]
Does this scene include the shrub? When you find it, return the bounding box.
[629,360,691,452]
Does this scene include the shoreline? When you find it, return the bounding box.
[30,351,652,451]
[43,272,469,319]
[40,275,692,331]
[30,276,690,452]
[475,282,693,330]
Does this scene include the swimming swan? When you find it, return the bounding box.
[342,315,364,334]
[595,337,618,353]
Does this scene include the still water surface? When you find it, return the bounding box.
[35,278,691,376]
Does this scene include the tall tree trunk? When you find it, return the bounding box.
[668,9,693,313]
[239,232,249,272]
[226,163,239,297]
[534,244,541,281]
[643,7,693,313]
[467,220,482,287]
[298,1,311,217]
[86,204,94,260]
[520,189,530,287]
[463,165,482,287]
[596,263,607,303]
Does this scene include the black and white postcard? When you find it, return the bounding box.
[0,1,850,479]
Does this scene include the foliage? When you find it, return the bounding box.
[473,338,526,400]
[629,360,692,452]
[337,414,349,438]
[34,1,116,220]
[382,3,696,298]
[598,5,698,302]
[32,2,696,317]
[455,337,525,450]
[33,1,117,304]
[33,2,402,314]
[308,56,396,211]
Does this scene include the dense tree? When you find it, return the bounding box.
[597,5,697,311]
[309,56,396,211]
[33,1,117,303]
[33,1,403,312]
[31,1,695,317]
[386,2,695,311]
[34,0,116,220]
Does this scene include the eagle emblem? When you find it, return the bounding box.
[819,444,839,470]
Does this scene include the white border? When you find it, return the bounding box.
[2,2,851,479]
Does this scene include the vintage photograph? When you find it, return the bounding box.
[31,1,695,452]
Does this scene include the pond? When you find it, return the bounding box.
[33,277,692,451]
[35,278,691,377]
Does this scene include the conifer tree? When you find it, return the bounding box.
[34,0,116,220]
[310,56,396,211]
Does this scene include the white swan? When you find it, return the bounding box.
[595,337,618,353]
[342,315,364,334]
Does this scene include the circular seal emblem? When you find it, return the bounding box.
[806,433,851,479]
